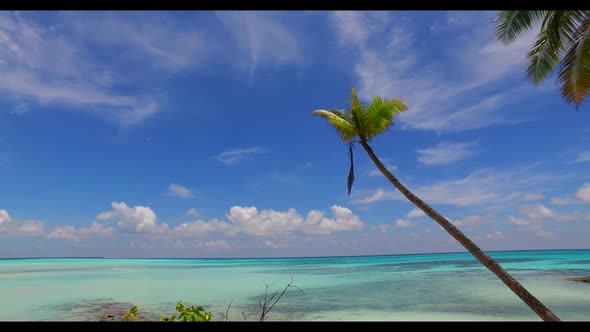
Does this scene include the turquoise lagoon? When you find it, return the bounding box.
[0,249,589,321]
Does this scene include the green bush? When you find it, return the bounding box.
[122,306,138,321]
[160,301,213,322]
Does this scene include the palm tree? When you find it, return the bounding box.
[494,10,590,107]
[312,88,561,322]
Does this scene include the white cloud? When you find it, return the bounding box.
[520,204,576,222]
[329,11,542,132]
[0,209,12,224]
[507,203,581,238]
[264,240,289,248]
[14,220,44,236]
[406,208,425,219]
[0,12,181,126]
[573,151,590,163]
[454,215,481,227]
[486,230,504,240]
[0,209,45,237]
[165,183,195,198]
[215,11,302,76]
[170,205,363,237]
[354,165,571,207]
[354,188,400,204]
[523,193,544,201]
[367,164,397,177]
[205,240,231,250]
[551,197,573,206]
[47,222,114,241]
[508,215,531,227]
[395,219,414,228]
[535,230,555,238]
[171,218,235,238]
[372,224,391,233]
[186,208,201,217]
[214,147,266,165]
[97,201,161,233]
[66,12,206,73]
[416,141,477,166]
[576,183,590,202]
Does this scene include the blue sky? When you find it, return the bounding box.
[0,11,589,258]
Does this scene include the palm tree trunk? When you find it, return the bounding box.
[359,139,561,322]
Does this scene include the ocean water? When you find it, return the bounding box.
[0,250,588,321]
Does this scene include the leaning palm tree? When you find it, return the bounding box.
[312,88,560,322]
[494,10,590,107]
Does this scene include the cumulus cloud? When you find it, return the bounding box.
[186,208,201,217]
[486,230,504,240]
[551,197,573,206]
[520,204,576,222]
[170,205,363,237]
[372,224,391,233]
[97,201,161,233]
[264,240,289,248]
[171,218,235,237]
[416,141,478,166]
[214,147,266,165]
[576,183,590,202]
[508,215,531,227]
[165,183,195,198]
[406,208,425,218]
[454,215,481,227]
[205,240,231,249]
[47,222,114,241]
[395,219,414,228]
[0,209,12,224]
[0,210,44,237]
[506,203,583,238]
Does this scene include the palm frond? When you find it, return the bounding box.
[557,13,590,107]
[348,88,366,138]
[347,142,355,195]
[363,96,408,140]
[526,11,585,84]
[495,10,546,45]
[526,30,561,83]
[546,11,586,53]
[312,109,358,141]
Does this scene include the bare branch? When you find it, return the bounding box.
[259,274,302,322]
[223,300,234,322]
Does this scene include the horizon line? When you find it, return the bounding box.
[1,248,588,261]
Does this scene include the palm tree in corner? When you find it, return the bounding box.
[312,88,560,322]
[494,10,590,107]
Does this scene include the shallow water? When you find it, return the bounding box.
[0,250,588,321]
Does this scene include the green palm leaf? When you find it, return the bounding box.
[364,96,408,140]
[525,11,585,84]
[495,10,546,45]
[526,30,560,83]
[312,109,358,141]
[348,88,366,138]
[558,13,590,106]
